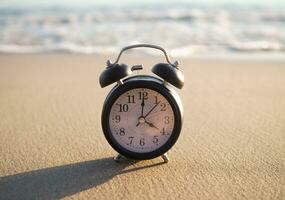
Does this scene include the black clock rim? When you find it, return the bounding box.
[101,76,182,160]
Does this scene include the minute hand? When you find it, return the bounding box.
[144,101,161,118]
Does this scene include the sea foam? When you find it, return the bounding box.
[0,3,284,55]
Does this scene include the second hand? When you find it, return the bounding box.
[143,101,161,118]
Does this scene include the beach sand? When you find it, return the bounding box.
[0,54,284,199]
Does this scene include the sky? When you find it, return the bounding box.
[1,0,285,7]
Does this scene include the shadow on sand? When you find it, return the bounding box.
[0,157,165,200]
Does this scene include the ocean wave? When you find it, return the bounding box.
[0,5,285,55]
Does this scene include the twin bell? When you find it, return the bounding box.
[99,44,184,89]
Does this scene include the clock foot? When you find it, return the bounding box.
[161,153,169,163]
[114,154,124,162]
[114,153,169,163]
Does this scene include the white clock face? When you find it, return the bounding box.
[109,88,175,153]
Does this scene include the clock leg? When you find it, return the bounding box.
[114,154,124,162]
[115,153,169,163]
[161,153,169,163]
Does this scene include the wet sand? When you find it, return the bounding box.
[0,54,284,199]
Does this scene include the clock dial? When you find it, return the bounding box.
[109,88,175,153]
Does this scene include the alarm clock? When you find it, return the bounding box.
[99,44,184,163]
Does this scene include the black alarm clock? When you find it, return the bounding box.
[99,44,184,163]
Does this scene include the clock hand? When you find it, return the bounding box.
[141,96,145,116]
[136,96,145,127]
[136,121,140,127]
[143,101,161,118]
[145,120,159,130]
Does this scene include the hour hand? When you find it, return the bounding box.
[145,120,159,130]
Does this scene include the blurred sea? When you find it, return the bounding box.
[0,2,285,56]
